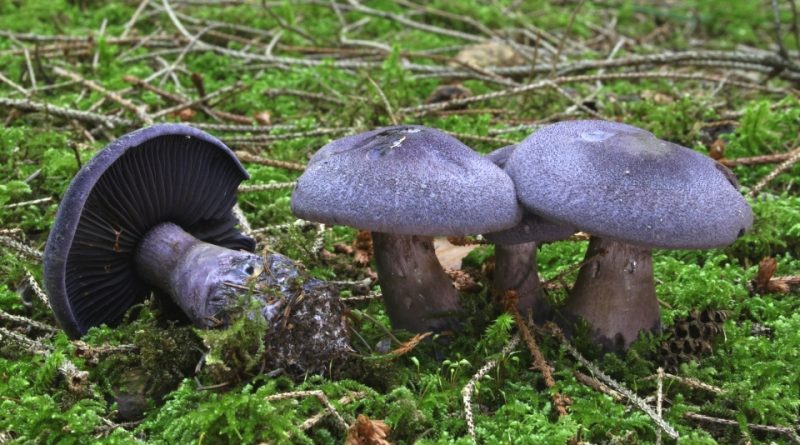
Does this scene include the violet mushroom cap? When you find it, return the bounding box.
[483,145,576,320]
[505,120,753,349]
[44,124,257,338]
[291,125,521,332]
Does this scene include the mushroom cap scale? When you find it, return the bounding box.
[44,124,254,338]
[292,126,521,236]
[506,120,753,249]
[483,145,576,245]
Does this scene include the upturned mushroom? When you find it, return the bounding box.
[484,145,575,322]
[505,120,753,350]
[291,125,521,332]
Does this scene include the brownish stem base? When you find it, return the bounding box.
[563,237,660,351]
[372,232,461,332]
[493,242,550,323]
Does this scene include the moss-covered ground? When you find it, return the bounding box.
[1,1,800,443]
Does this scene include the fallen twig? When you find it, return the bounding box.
[462,333,521,443]
[685,412,800,444]
[399,71,788,116]
[0,235,43,261]
[542,322,680,440]
[503,291,569,416]
[747,146,800,197]
[238,182,297,193]
[52,66,152,124]
[265,389,350,431]
[0,97,132,128]
[235,151,307,171]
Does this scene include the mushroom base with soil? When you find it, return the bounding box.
[137,222,352,374]
[135,222,265,328]
[493,242,551,323]
[561,236,661,351]
[372,232,461,333]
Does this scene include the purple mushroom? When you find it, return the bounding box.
[44,124,263,337]
[291,126,520,332]
[505,120,753,350]
[484,145,576,321]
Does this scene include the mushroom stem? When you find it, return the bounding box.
[562,236,660,351]
[135,222,263,328]
[371,232,461,332]
[493,242,550,323]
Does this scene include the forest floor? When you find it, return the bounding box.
[1,1,800,444]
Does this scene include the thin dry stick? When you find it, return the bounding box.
[340,291,383,303]
[263,88,346,105]
[149,82,243,119]
[462,333,521,443]
[685,412,800,444]
[23,48,37,90]
[311,223,327,259]
[656,367,664,445]
[367,76,398,125]
[231,203,252,236]
[122,0,151,38]
[0,309,58,334]
[546,80,605,119]
[250,219,315,235]
[0,97,133,127]
[52,67,152,124]
[444,131,517,146]
[344,0,484,43]
[238,182,297,193]
[720,151,799,167]
[0,326,51,353]
[4,197,53,209]
[224,128,350,143]
[299,391,365,431]
[543,322,680,440]
[400,71,788,116]
[0,71,29,96]
[503,291,568,416]
[265,390,350,431]
[642,372,724,394]
[24,268,51,309]
[747,146,800,197]
[234,151,307,171]
[572,370,623,401]
[92,18,108,71]
[0,235,43,261]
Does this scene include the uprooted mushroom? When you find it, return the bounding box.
[44,124,351,373]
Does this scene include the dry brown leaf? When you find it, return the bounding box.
[173,107,196,121]
[425,84,471,105]
[353,230,373,266]
[345,414,392,445]
[254,110,272,125]
[755,257,778,293]
[390,332,432,356]
[709,138,726,160]
[452,42,524,68]
[445,269,481,293]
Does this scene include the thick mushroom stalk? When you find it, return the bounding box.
[135,222,264,328]
[372,232,460,332]
[493,242,549,321]
[563,236,660,350]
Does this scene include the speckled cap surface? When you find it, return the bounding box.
[292,126,521,236]
[483,146,576,244]
[44,124,254,338]
[506,120,753,249]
